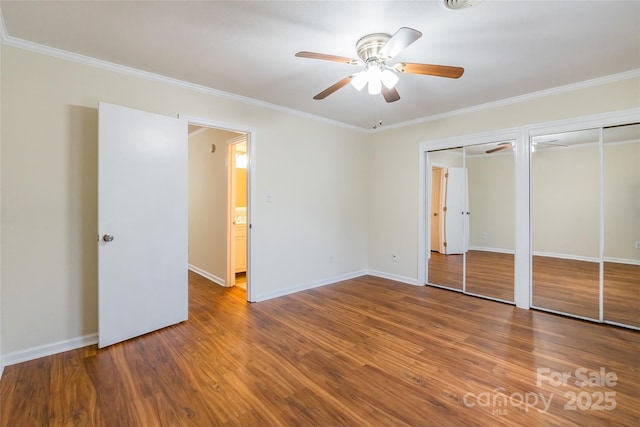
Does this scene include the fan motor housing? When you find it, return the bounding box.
[356,33,391,62]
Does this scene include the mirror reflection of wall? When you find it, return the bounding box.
[603,123,640,328]
[531,128,601,319]
[464,141,515,302]
[427,148,464,290]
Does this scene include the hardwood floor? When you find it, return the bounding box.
[2,272,639,426]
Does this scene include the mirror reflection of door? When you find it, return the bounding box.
[430,167,444,253]
[464,141,515,303]
[427,148,464,290]
[603,123,640,328]
[531,128,601,320]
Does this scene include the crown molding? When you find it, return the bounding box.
[1,16,638,134]
[379,68,640,132]
[0,32,366,133]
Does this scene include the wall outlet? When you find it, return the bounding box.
[635,241,640,249]
[481,232,488,240]
[392,253,398,261]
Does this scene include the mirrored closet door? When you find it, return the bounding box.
[464,142,515,303]
[531,128,601,320]
[603,123,640,328]
[427,148,464,290]
[531,122,639,329]
[426,141,515,304]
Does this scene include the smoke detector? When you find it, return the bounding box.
[443,0,483,10]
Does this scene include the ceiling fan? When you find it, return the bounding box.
[295,27,464,103]
[485,140,568,154]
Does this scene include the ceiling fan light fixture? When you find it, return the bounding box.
[351,71,368,91]
[381,69,399,89]
[368,76,382,95]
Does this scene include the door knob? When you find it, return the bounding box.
[103,234,114,242]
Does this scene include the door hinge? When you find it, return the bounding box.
[443,242,447,247]
[445,173,449,178]
[443,206,447,212]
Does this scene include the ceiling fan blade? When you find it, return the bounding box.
[381,86,400,103]
[295,51,361,65]
[379,27,422,60]
[313,76,354,100]
[393,62,464,79]
[486,143,513,154]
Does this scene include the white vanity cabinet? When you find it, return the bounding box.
[235,223,247,273]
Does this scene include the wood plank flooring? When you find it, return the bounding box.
[1,272,639,426]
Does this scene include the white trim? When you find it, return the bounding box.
[367,270,420,286]
[603,257,640,266]
[253,270,368,302]
[531,306,599,323]
[468,246,515,254]
[1,334,98,368]
[1,35,364,133]
[532,251,600,263]
[1,29,638,133]
[525,108,640,139]
[188,265,226,287]
[382,69,640,132]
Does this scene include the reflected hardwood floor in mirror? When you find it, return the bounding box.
[465,250,514,301]
[532,256,600,319]
[428,250,514,301]
[1,273,639,426]
[427,252,463,289]
[604,262,640,328]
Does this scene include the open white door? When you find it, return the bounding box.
[98,102,188,348]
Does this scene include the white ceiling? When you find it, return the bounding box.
[1,1,639,130]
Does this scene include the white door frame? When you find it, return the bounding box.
[180,115,256,302]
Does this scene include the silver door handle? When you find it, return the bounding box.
[103,234,114,242]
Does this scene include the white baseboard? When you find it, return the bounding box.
[1,333,98,368]
[366,270,420,286]
[603,257,640,266]
[253,269,368,302]
[188,264,226,286]
[532,251,600,263]
[532,252,640,266]
[468,246,515,254]
[0,269,420,369]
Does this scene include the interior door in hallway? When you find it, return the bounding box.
[98,102,188,348]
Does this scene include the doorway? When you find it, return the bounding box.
[186,122,252,299]
[227,135,248,290]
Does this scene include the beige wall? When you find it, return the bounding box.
[532,142,601,258]
[0,46,369,355]
[188,128,236,282]
[467,152,515,251]
[368,76,640,280]
[1,42,638,360]
[604,140,640,261]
